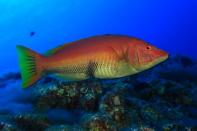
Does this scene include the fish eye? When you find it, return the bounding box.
[146,46,151,50]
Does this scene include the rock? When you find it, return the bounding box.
[46,125,82,131]
[81,113,117,131]
[15,114,50,131]
[0,122,18,131]
[35,80,103,112]
[137,126,155,131]
[0,72,21,88]
[160,81,193,106]
[0,72,21,81]
[162,124,195,131]
[35,82,81,110]
[99,91,132,128]
[174,55,194,68]
[0,55,196,130]
[79,80,103,111]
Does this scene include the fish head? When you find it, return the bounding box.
[127,39,168,72]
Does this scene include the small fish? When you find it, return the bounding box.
[16,35,168,88]
[30,31,35,37]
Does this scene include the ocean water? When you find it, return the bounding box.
[0,0,197,130]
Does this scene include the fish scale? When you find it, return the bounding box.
[94,54,117,78]
[16,35,168,88]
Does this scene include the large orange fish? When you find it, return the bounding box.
[16,35,168,88]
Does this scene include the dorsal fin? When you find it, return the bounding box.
[43,35,104,56]
[44,42,75,56]
[44,44,66,56]
[44,35,118,56]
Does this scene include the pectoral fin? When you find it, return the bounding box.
[52,73,87,82]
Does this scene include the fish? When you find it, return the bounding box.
[30,31,36,37]
[16,35,168,88]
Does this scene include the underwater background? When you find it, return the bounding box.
[0,0,197,130]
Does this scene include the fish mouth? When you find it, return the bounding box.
[160,54,169,61]
[149,53,169,68]
[156,53,169,65]
[135,54,169,72]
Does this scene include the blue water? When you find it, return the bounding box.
[0,0,196,72]
[0,0,197,130]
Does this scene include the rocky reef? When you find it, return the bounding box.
[0,55,197,131]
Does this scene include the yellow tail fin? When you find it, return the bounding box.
[16,45,43,88]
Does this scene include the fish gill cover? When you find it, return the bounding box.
[0,0,196,131]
